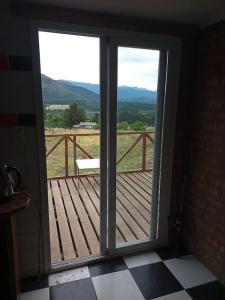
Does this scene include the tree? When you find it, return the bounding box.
[117,121,128,130]
[92,112,100,129]
[45,113,64,128]
[94,123,100,129]
[63,104,86,128]
[91,112,99,123]
[147,111,155,127]
[131,121,145,131]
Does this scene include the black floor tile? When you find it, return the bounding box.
[21,275,49,293]
[89,257,127,277]
[50,278,97,300]
[155,244,189,260]
[130,262,183,299]
[187,281,225,300]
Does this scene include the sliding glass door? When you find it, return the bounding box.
[37,31,109,265]
[33,21,180,270]
[108,38,167,253]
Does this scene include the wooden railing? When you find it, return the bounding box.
[45,131,154,178]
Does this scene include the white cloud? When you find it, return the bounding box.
[39,31,100,84]
[118,47,159,89]
[38,31,159,90]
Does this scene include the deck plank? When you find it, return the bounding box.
[139,172,152,181]
[126,173,152,196]
[96,175,150,241]
[78,177,100,235]
[81,178,126,242]
[116,188,150,235]
[48,181,62,263]
[48,172,153,263]
[90,177,127,244]
[116,198,148,240]
[82,177,100,212]
[119,174,151,201]
[51,180,76,260]
[116,180,151,218]
[93,176,146,242]
[66,178,99,254]
[117,176,150,210]
[134,172,152,186]
[116,212,137,242]
[58,180,89,257]
[86,176,100,196]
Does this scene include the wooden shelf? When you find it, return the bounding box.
[0,192,30,215]
[0,190,30,300]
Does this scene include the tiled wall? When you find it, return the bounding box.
[0,0,45,277]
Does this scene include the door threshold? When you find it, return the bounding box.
[49,253,107,274]
[48,239,164,274]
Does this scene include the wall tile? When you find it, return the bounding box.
[9,55,32,71]
[18,113,36,127]
[18,233,45,278]
[0,54,9,70]
[0,14,31,56]
[0,72,35,113]
[16,202,40,235]
[0,113,18,126]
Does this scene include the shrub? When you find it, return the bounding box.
[117,121,129,130]
[131,121,145,131]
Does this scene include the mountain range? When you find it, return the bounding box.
[41,74,157,104]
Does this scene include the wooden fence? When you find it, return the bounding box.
[45,131,154,178]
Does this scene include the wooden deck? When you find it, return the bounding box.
[48,171,152,264]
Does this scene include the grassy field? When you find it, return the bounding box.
[45,128,155,178]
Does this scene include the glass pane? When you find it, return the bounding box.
[39,31,101,263]
[116,46,160,247]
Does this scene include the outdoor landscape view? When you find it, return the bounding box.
[39,31,160,258]
[39,32,159,178]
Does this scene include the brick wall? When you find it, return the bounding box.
[182,21,225,284]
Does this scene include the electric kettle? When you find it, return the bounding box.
[0,164,21,199]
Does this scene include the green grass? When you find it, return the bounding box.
[45,128,155,178]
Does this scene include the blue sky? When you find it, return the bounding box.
[39,31,159,90]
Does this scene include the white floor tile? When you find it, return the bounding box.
[164,255,216,289]
[124,251,162,268]
[49,266,90,286]
[92,270,145,300]
[152,290,193,300]
[20,288,49,300]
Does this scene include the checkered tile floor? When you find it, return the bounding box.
[20,247,225,300]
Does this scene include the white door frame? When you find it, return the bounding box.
[30,19,181,273]
[107,37,181,255]
[30,23,110,273]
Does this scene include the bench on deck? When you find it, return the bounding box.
[76,159,100,187]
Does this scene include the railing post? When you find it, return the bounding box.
[73,135,77,175]
[142,133,147,171]
[65,135,69,177]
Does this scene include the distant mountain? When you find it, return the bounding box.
[58,79,157,102]
[41,75,157,105]
[41,74,99,104]
[58,80,99,94]
[118,86,156,101]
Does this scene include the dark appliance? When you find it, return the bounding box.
[0,164,21,200]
